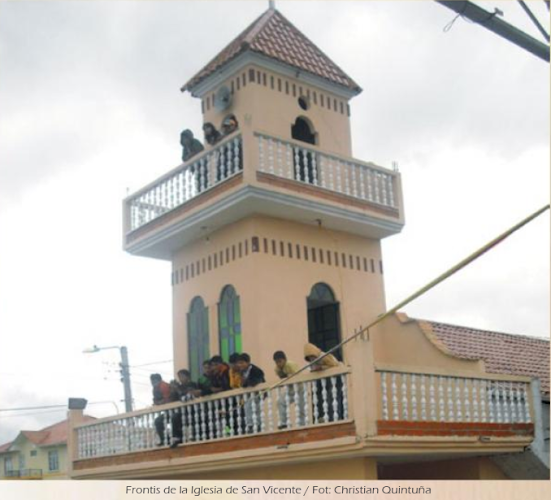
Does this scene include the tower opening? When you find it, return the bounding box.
[307,283,342,360]
[291,117,318,184]
[218,285,242,361]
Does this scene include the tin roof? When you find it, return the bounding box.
[182,8,361,93]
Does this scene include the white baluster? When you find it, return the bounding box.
[321,378,329,421]
[472,380,480,421]
[226,397,234,438]
[331,376,339,421]
[312,380,319,424]
[420,374,427,421]
[258,135,265,172]
[267,390,274,432]
[381,173,388,205]
[319,156,326,188]
[300,382,308,425]
[276,140,283,177]
[502,384,510,423]
[391,372,399,421]
[336,161,342,193]
[328,158,335,191]
[251,393,259,432]
[455,378,462,422]
[285,142,293,179]
[438,376,445,422]
[464,379,471,421]
[344,162,351,195]
[284,386,291,428]
[381,372,389,420]
[509,382,517,423]
[411,374,418,421]
[374,172,381,203]
[200,402,207,441]
[268,137,275,175]
[387,174,395,207]
[366,170,374,201]
[341,375,349,420]
[293,147,300,180]
[447,377,455,422]
[311,152,318,186]
[515,384,524,423]
[359,167,366,200]
[427,375,436,421]
[351,163,358,197]
[401,374,409,420]
[495,383,503,423]
[522,384,531,423]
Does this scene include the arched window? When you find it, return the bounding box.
[307,283,342,360]
[187,297,210,380]
[291,117,318,184]
[218,285,242,361]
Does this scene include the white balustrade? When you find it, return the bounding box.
[377,370,532,426]
[255,133,398,209]
[75,370,350,460]
[127,134,242,232]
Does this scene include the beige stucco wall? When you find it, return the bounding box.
[378,456,508,480]
[184,457,377,479]
[202,64,353,159]
[172,214,386,378]
[371,314,486,375]
[0,440,67,480]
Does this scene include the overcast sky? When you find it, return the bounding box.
[0,1,549,445]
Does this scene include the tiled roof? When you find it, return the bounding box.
[182,8,361,93]
[427,320,550,396]
[0,416,96,452]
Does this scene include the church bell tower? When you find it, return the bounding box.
[123,6,404,389]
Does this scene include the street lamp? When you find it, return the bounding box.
[83,345,133,413]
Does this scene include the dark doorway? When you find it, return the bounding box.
[291,117,317,184]
[307,283,342,361]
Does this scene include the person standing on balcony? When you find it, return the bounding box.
[273,351,305,429]
[209,355,231,393]
[150,373,172,446]
[229,352,243,389]
[180,129,204,163]
[169,369,202,447]
[236,353,265,434]
[197,360,213,395]
[303,343,344,423]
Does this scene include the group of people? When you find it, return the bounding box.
[149,343,342,447]
[180,114,239,163]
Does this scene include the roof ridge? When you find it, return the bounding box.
[243,8,277,45]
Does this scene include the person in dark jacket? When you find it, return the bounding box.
[236,353,265,433]
[150,373,172,446]
[197,360,213,396]
[209,355,231,393]
[169,369,202,446]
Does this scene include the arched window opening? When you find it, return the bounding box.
[307,283,342,361]
[218,285,242,361]
[291,117,318,185]
[187,296,210,381]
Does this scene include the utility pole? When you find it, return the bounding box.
[83,345,134,413]
[436,1,550,62]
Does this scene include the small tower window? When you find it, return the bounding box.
[291,117,318,184]
[298,96,309,111]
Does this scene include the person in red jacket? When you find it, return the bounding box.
[151,373,172,446]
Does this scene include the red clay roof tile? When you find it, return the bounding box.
[182,8,361,93]
[427,320,549,395]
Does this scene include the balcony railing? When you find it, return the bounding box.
[75,369,350,459]
[4,469,43,478]
[127,133,243,232]
[256,132,398,208]
[377,369,533,425]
